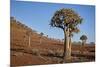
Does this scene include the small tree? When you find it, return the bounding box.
[80,35,88,46]
[26,30,32,47]
[90,42,95,45]
[50,8,83,61]
[47,35,48,38]
[39,32,44,44]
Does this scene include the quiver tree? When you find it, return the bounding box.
[47,35,48,38]
[50,8,83,61]
[26,30,32,47]
[80,35,87,46]
[39,32,44,44]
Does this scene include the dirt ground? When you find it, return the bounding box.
[10,18,95,66]
[10,42,95,66]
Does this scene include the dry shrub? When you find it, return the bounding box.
[47,50,55,56]
[47,49,63,57]
[32,48,40,56]
[13,52,24,56]
[52,57,63,63]
[55,49,63,56]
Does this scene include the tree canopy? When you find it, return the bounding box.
[50,8,83,32]
[80,35,88,41]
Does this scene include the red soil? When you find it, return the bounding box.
[10,18,95,66]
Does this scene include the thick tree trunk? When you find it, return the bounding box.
[63,29,67,58]
[63,28,71,62]
[81,40,86,54]
[69,36,71,58]
[82,40,86,46]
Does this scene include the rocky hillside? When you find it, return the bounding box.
[10,17,62,48]
[10,17,95,66]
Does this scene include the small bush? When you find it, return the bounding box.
[47,50,55,56]
[55,50,63,56]
[32,49,40,56]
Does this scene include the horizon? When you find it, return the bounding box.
[11,0,95,43]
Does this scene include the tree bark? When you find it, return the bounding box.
[29,36,31,47]
[81,40,86,54]
[63,29,67,58]
[63,27,71,62]
[82,40,86,46]
[69,36,71,58]
[40,37,42,44]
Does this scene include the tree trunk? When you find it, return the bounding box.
[82,40,86,46]
[69,36,71,58]
[40,37,42,44]
[63,27,71,62]
[63,29,67,58]
[84,40,86,46]
[29,36,31,47]
[81,40,86,54]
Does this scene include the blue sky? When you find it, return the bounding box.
[11,0,95,43]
